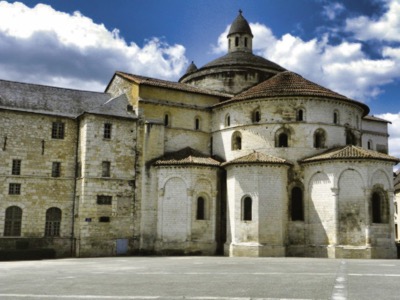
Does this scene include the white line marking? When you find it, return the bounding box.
[331,261,348,300]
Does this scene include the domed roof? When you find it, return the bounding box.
[228,10,253,37]
[201,51,285,72]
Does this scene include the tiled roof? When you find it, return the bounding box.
[86,94,137,119]
[114,71,232,98]
[154,147,221,167]
[0,79,113,118]
[218,71,369,114]
[300,145,399,164]
[222,152,291,167]
[363,115,391,123]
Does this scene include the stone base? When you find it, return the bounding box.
[153,240,217,256]
[224,242,286,257]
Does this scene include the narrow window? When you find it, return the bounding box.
[164,114,169,127]
[297,109,304,121]
[367,140,373,150]
[12,159,21,175]
[52,162,61,177]
[372,192,382,223]
[346,131,356,146]
[243,197,252,221]
[253,110,261,123]
[102,161,110,177]
[278,133,288,147]
[195,118,200,130]
[9,183,21,195]
[51,122,65,139]
[291,187,304,221]
[4,206,22,236]
[45,207,61,237]
[235,37,239,47]
[244,37,248,47]
[97,195,112,205]
[196,197,206,220]
[314,129,326,148]
[104,123,112,139]
[225,114,230,127]
[99,216,110,223]
[232,131,242,150]
[333,111,339,124]
[228,39,231,50]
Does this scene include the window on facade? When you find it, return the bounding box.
[9,183,21,195]
[346,131,356,146]
[244,37,248,47]
[99,216,110,222]
[278,133,288,147]
[296,109,304,121]
[104,123,112,139]
[235,37,239,47]
[102,161,111,177]
[196,197,206,220]
[52,162,61,177]
[97,195,112,205]
[372,191,388,223]
[242,197,252,221]
[333,111,339,124]
[225,114,230,127]
[164,114,170,127]
[252,109,261,123]
[314,129,326,148]
[232,131,242,150]
[195,118,200,130]
[367,140,373,150]
[291,187,304,221]
[45,207,61,237]
[51,122,65,139]
[4,206,22,236]
[12,159,21,175]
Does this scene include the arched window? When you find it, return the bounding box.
[4,206,22,236]
[291,187,304,221]
[242,197,252,221]
[45,207,62,237]
[244,37,248,47]
[278,133,288,147]
[333,111,339,124]
[195,117,200,130]
[235,37,239,47]
[314,129,326,148]
[252,109,261,123]
[367,140,373,150]
[296,109,304,121]
[232,131,242,150]
[196,197,206,220]
[164,114,170,127]
[346,131,356,146]
[225,114,230,127]
[372,191,388,224]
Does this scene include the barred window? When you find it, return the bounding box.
[52,122,65,139]
[45,207,62,237]
[102,161,111,177]
[12,159,21,175]
[97,195,112,205]
[104,123,112,139]
[9,183,21,195]
[52,162,61,177]
[4,206,22,236]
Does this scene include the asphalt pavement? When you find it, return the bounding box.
[0,256,399,300]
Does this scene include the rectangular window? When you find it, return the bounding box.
[97,195,112,205]
[102,161,110,177]
[12,159,21,175]
[99,216,110,223]
[52,162,61,177]
[9,183,21,195]
[52,122,65,139]
[104,123,112,139]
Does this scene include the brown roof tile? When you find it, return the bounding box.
[222,152,291,167]
[300,145,399,164]
[154,147,221,167]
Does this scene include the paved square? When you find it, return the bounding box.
[1,257,399,300]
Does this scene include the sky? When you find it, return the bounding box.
[1,0,400,157]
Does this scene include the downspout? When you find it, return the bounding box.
[70,116,81,257]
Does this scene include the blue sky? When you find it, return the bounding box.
[1,0,400,155]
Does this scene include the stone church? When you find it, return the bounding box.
[1,12,399,259]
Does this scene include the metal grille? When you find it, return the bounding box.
[51,122,65,139]
[45,207,62,236]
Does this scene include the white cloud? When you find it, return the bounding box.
[322,2,345,20]
[376,113,400,158]
[345,0,400,42]
[0,1,188,91]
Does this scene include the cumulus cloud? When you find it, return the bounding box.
[376,113,400,159]
[345,0,400,42]
[0,1,187,91]
[322,2,345,20]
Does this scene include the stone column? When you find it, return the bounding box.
[364,188,372,246]
[331,188,339,246]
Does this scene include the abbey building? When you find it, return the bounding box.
[1,12,399,259]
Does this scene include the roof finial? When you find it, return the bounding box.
[239,9,243,15]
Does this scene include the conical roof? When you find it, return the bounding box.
[184,61,198,74]
[228,10,253,37]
